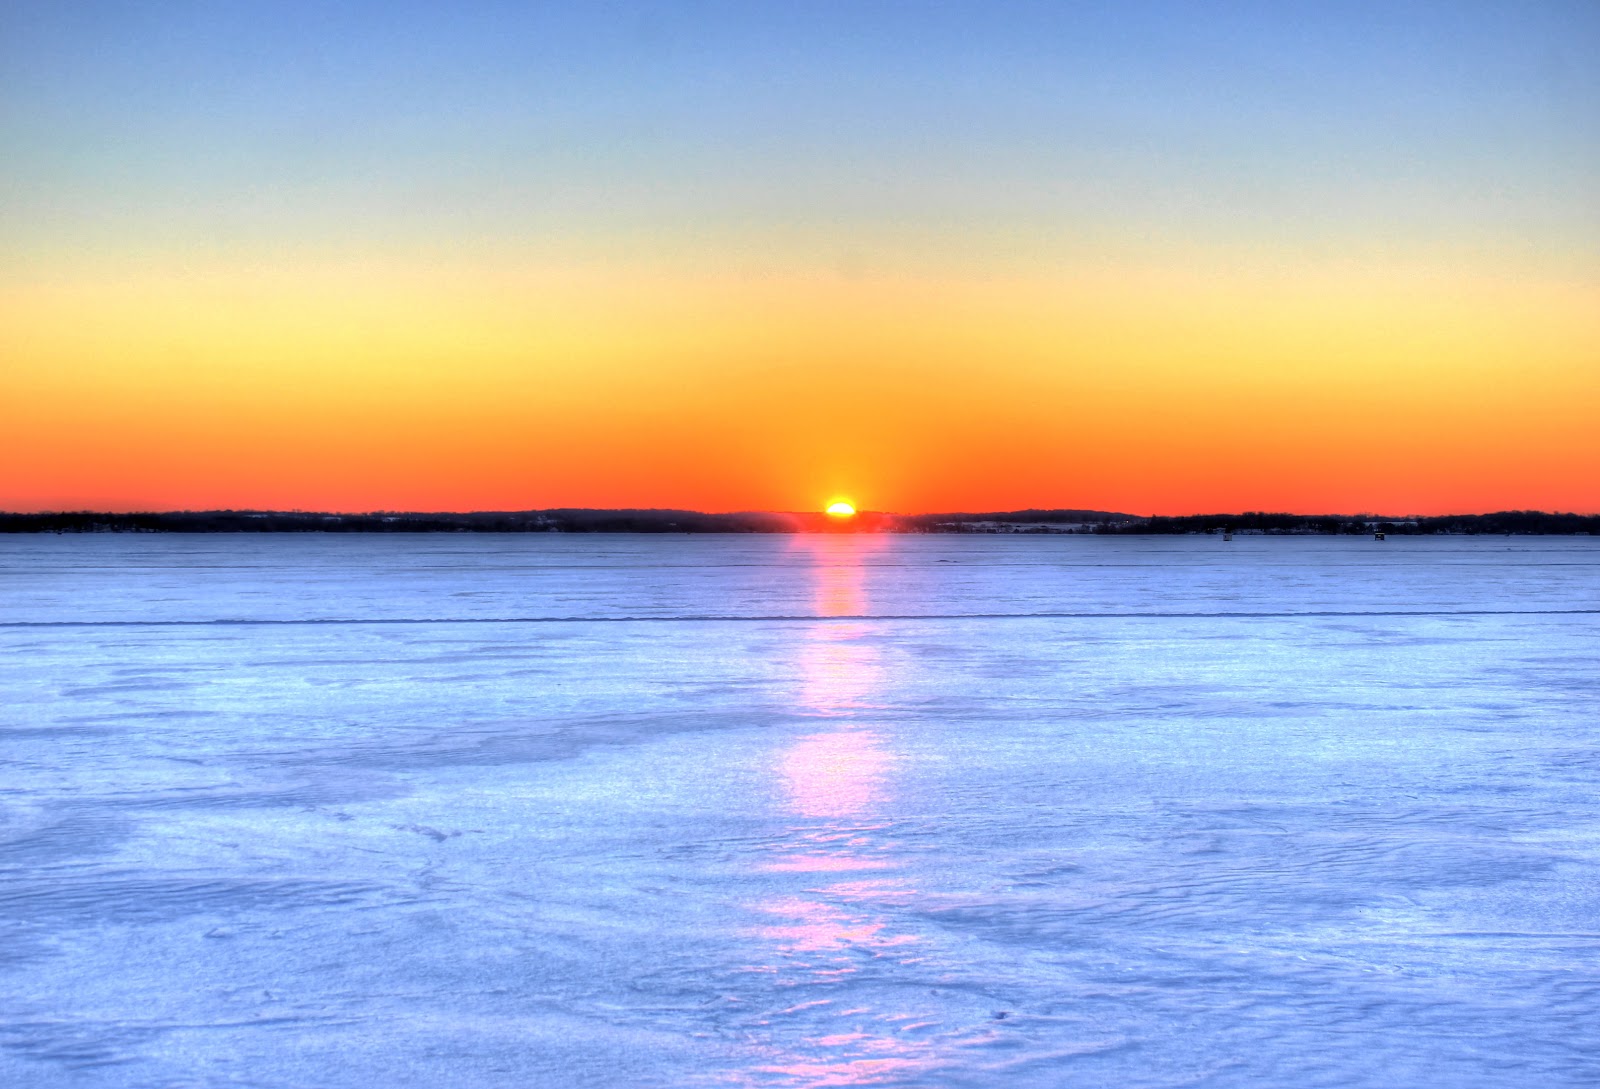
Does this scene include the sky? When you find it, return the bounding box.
[2,0,1597,515]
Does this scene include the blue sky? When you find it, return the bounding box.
[3,1,1595,267]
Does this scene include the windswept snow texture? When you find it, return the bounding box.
[3,534,1598,1088]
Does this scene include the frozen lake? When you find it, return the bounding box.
[3,533,1597,1087]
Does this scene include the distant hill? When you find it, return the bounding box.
[903,509,1139,532]
[1090,510,1600,536]
[0,509,789,534]
[0,508,1594,534]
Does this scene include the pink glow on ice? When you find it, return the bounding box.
[737,538,940,1086]
[780,728,890,820]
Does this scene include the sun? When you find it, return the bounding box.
[825,500,857,517]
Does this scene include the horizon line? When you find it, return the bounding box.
[5,506,1599,520]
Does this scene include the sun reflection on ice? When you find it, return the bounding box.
[780,730,889,821]
[735,536,941,1086]
[754,895,918,955]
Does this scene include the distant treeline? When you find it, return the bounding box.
[1,508,1595,535]
[0,508,894,534]
[0,509,795,534]
[903,509,1135,530]
[1102,510,1600,535]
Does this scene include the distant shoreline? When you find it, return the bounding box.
[2,510,1596,535]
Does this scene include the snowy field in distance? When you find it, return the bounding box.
[2,533,1597,1087]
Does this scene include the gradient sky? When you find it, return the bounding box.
[3,0,1597,514]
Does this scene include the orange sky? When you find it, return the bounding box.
[4,251,1595,515]
[3,4,1597,515]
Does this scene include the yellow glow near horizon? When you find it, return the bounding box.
[2,256,1597,514]
[826,501,857,517]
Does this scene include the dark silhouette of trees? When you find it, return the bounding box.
[2,508,1594,535]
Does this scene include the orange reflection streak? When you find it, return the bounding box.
[739,537,941,1086]
[805,538,877,619]
[786,538,890,815]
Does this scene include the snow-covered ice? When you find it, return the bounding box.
[2,534,1597,1087]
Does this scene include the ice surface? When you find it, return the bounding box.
[2,534,1597,1087]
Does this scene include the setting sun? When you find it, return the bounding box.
[825,501,856,517]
